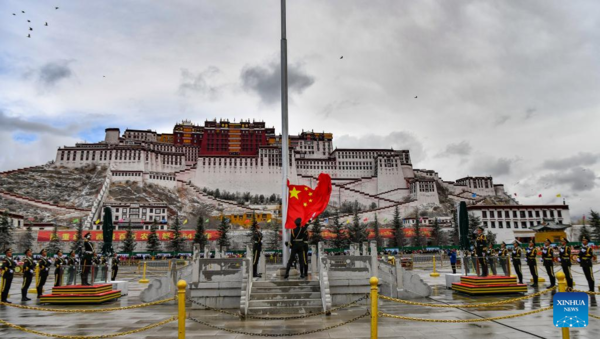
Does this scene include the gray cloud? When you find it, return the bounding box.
[335,131,426,163]
[437,141,472,157]
[542,152,600,170]
[524,108,537,120]
[241,60,315,104]
[0,110,63,135]
[38,60,73,88]
[539,167,598,191]
[178,66,221,99]
[494,115,511,125]
[321,100,360,118]
[470,157,517,177]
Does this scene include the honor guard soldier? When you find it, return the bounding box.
[66,251,78,285]
[81,233,94,286]
[37,249,50,298]
[54,250,66,287]
[1,248,16,303]
[486,246,497,276]
[470,248,478,275]
[92,253,100,282]
[284,218,307,279]
[558,237,573,289]
[252,226,263,278]
[541,238,556,288]
[526,239,539,287]
[498,242,509,276]
[577,235,595,292]
[111,253,119,281]
[21,249,35,301]
[100,256,108,281]
[463,250,471,275]
[511,240,524,284]
[475,227,488,276]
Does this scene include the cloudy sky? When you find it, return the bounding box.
[1,0,599,218]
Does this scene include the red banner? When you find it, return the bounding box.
[37,230,221,242]
[321,227,433,240]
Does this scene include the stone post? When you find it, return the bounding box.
[370,241,378,279]
[310,244,317,276]
[192,244,200,284]
[394,255,403,298]
[362,241,369,256]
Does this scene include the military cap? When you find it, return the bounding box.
[561,237,569,243]
[40,248,47,254]
[69,250,75,255]
[582,235,590,241]
[501,241,506,245]
[84,232,91,239]
[544,238,551,243]
[25,248,32,253]
[4,248,12,254]
[529,239,535,244]
[513,239,521,245]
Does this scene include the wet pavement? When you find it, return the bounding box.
[0,265,598,338]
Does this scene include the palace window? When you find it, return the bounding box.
[521,221,527,228]
[528,211,533,218]
[505,211,510,218]
[490,211,495,218]
[498,221,503,228]
[535,211,540,218]
[491,221,496,228]
[558,211,562,217]
[520,211,526,218]
[506,221,511,228]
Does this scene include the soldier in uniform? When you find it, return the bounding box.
[498,242,509,276]
[526,239,539,287]
[81,233,94,286]
[66,250,79,285]
[541,238,556,288]
[470,248,478,275]
[1,248,16,303]
[578,235,595,292]
[111,253,120,281]
[486,245,497,276]
[284,218,307,279]
[54,250,66,287]
[37,249,50,298]
[100,255,108,282]
[302,230,309,278]
[558,237,573,289]
[463,249,471,275]
[21,248,35,301]
[511,240,524,284]
[475,227,488,277]
[92,253,100,282]
[252,226,263,278]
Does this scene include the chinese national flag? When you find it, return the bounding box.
[286,173,332,229]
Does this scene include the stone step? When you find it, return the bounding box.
[252,280,319,287]
[250,292,321,300]
[251,285,321,293]
[249,298,323,308]
[247,305,323,315]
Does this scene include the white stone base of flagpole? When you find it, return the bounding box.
[276,267,299,278]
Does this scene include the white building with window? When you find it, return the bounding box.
[97,202,169,230]
[467,205,571,243]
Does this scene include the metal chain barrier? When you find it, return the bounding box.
[571,289,600,295]
[590,314,600,320]
[0,316,177,338]
[0,297,175,313]
[571,268,600,275]
[379,305,553,323]
[379,286,556,308]
[187,294,369,320]
[187,311,370,337]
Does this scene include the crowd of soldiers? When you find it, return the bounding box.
[465,227,595,292]
[0,233,119,304]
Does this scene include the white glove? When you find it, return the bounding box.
[30,270,34,273]
[540,258,544,263]
[558,258,561,262]
[577,258,581,262]
[9,270,13,273]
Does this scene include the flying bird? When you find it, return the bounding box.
[13,13,16,16]
[29,27,33,31]
[27,34,30,38]
[340,56,343,59]
[55,7,59,10]
[414,96,418,98]
[45,22,48,26]
[27,20,31,22]
[22,11,25,13]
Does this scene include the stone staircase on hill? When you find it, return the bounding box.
[247,280,323,315]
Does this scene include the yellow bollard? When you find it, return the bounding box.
[28,265,39,294]
[177,280,187,339]
[139,262,149,284]
[370,276,378,339]
[430,256,440,277]
[556,272,570,339]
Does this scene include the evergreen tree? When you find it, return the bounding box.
[349,205,368,243]
[373,213,382,248]
[391,205,404,248]
[47,225,62,255]
[147,221,162,256]
[580,226,592,242]
[120,221,137,255]
[413,214,422,247]
[18,225,35,253]
[431,218,442,246]
[266,221,280,250]
[193,215,208,251]
[329,213,347,249]
[217,214,231,250]
[0,212,13,252]
[71,220,84,253]
[589,210,600,243]
[485,230,497,246]
[468,212,483,234]
[309,216,324,246]
[247,213,259,242]
[168,216,185,253]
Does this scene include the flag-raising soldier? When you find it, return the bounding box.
[54,249,66,287]
[21,248,34,301]
[541,238,556,288]
[284,218,307,279]
[511,240,523,284]
[1,248,16,303]
[37,249,50,298]
[558,237,573,289]
[252,226,263,278]
[526,239,539,287]
[578,236,595,292]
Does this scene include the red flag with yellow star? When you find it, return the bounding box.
[286,173,332,229]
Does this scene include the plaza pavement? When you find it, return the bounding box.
[0,265,598,339]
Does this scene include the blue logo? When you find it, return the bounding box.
[553,292,588,328]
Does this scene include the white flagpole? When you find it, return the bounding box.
[281,0,290,266]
